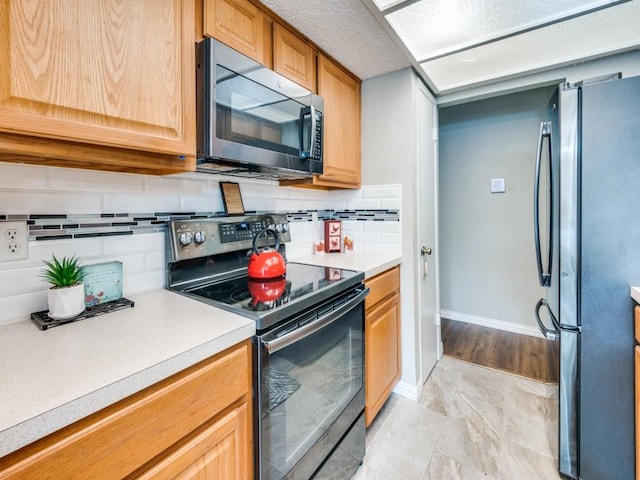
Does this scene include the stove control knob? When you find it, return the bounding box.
[282,224,289,232]
[275,224,283,233]
[178,232,193,246]
[194,231,207,245]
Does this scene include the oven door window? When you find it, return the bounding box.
[215,65,304,156]
[264,304,364,479]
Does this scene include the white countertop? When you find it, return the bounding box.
[292,253,402,279]
[0,289,254,458]
[632,287,640,304]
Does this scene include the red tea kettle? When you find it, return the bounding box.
[247,228,286,279]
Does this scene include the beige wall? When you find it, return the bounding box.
[362,68,438,395]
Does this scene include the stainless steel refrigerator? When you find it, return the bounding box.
[534,74,640,480]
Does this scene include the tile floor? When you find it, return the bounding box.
[353,356,561,480]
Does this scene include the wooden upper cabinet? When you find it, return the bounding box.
[203,0,266,65]
[273,23,315,91]
[0,0,196,164]
[282,53,361,189]
[316,53,361,187]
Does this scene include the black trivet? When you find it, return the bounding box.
[30,298,135,330]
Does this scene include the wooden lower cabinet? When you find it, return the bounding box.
[635,344,640,480]
[135,403,249,479]
[635,306,640,480]
[364,266,400,427]
[0,341,252,480]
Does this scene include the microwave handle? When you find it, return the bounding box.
[298,105,315,160]
[309,105,317,160]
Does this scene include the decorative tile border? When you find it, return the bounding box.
[296,209,400,222]
[0,209,400,241]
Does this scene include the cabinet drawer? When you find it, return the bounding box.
[365,267,400,310]
[635,306,640,343]
[0,341,250,480]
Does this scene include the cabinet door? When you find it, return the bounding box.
[636,344,640,480]
[365,294,400,426]
[316,53,361,187]
[0,0,195,158]
[134,403,250,480]
[273,23,315,91]
[203,0,265,64]
[282,53,362,189]
[0,341,251,480]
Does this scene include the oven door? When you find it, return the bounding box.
[256,286,367,480]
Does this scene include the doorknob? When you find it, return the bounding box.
[421,246,432,256]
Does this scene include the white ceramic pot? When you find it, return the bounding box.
[47,283,85,320]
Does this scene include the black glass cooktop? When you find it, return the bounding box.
[182,262,363,331]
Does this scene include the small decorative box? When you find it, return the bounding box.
[324,220,342,253]
[81,261,123,306]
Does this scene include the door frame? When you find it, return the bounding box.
[415,79,442,387]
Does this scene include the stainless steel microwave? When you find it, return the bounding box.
[196,38,323,180]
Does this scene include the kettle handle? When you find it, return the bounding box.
[251,228,280,254]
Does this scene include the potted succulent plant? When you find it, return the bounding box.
[40,254,86,320]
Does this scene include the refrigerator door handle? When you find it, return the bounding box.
[534,121,553,287]
[535,298,559,340]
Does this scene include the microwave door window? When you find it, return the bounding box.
[215,65,304,156]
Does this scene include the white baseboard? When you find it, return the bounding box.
[392,380,422,401]
[440,310,544,338]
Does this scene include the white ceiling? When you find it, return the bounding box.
[260,0,640,95]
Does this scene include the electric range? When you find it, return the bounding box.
[165,214,367,480]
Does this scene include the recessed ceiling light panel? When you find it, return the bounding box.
[420,0,640,92]
[386,0,623,61]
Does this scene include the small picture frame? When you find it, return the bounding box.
[324,220,342,253]
[219,182,245,216]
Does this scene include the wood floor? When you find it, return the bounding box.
[441,318,560,384]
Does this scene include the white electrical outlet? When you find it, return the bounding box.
[0,221,29,262]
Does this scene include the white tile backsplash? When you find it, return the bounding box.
[0,191,103,214]
[0,163,49,189]
[0,267,47,297]
[345,198,381,210]
[103,193,180,213]
[0,162,401,325]
[50,168,144,192]
[380,197,402,210]
[180,195,223,212]
[0,291,48,323]
[103,232,164,256]
[362,185,401,198]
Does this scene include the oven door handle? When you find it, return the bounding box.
[262,286,369,354]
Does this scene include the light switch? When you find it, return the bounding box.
[491,178,506,193]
